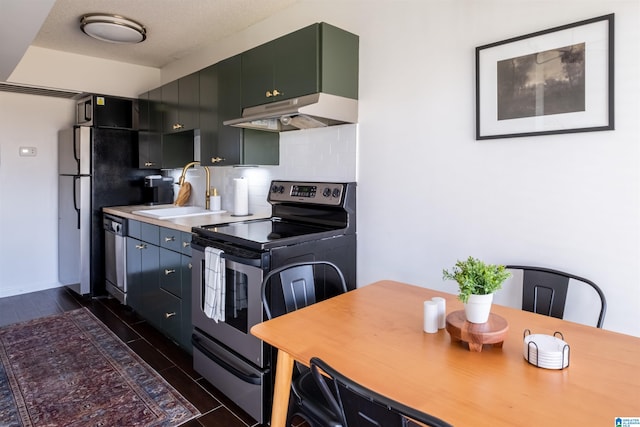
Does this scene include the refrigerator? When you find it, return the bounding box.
[58,126,150,296]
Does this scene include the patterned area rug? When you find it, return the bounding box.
[0,308,199,427]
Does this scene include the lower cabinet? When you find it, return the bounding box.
[126,220,193,352]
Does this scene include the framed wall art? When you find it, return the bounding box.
[476,14,614,140]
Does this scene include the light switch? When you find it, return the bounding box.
[19,147,37,157]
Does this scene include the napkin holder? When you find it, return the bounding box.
[523,329,570,370]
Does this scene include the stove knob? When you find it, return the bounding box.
[322,187,332,197]
[278,185,285,193]
[271,184,278,193]
[332,188,341,198]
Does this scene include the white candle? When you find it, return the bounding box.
[423,300,439,333]
[431,297,446,329]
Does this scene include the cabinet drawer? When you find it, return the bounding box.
[160,227,192,255]
[181,232,193,256]
[128,220,141,239]
[160,227,182,252]
[159,247,182,297]
[141,222,160,245]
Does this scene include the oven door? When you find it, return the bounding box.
[192,241,266,367]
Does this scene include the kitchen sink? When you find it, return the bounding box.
[132,206,224,219]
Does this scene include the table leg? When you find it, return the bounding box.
[270,350,295,427]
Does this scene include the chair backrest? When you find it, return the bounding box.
[506,265,607,328]
[310,357,453,427]
[260,261,348,320]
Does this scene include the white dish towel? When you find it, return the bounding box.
[204,247,226,322]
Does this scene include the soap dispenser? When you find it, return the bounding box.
[209,187,221,211]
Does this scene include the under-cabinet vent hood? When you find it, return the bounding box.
[223,93,358,132]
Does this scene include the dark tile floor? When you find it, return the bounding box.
[0,286,308,427]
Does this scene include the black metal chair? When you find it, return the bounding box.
[310,357,453,427]
[261,261,348,427]
[506,265,607,328]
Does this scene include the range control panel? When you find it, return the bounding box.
[268,180,345,206]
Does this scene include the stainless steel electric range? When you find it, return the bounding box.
[190,180,356,423]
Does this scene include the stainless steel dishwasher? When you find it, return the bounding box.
[103,214,127,304]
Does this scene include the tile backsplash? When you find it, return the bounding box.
[165,124,357,213]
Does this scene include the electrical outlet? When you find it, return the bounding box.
[19,147,37,157]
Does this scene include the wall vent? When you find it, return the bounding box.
[0,82,82,99]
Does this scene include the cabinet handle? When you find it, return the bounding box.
[211,157,225,163]
[165,312,176,319]
[182,241,190,248]
[144,162,156,167]
[188,262,193,269]
[172,123,184,130]
[164,269,176,275]
[266,89,283,98]
[135,244,147,250]
[165,236,175,242]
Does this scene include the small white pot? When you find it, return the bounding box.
[464,293,494,323]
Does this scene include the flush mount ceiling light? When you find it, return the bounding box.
[80,14,146,44]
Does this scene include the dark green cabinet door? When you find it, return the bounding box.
[139,242,160,326]
[158,289,182,344]
[178,72,200,131]
[271,24,319,100]
[241,22,358,108]
[241,24,318,108]
[199,57,242,166]
[125,237,143,312]
[200,56,279,166]
[161,80,179,133]
[138,88,162,169]
[162,72,199,133]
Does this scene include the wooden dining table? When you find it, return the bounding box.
[251,280,640,427]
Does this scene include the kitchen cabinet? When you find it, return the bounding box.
[162,72,199,133]
[240,22,359,109]
[199,56,279,166]
[137,88,163,169]
[125,220,192,352]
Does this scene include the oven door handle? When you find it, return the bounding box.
[191,334,263,385]
[192,242,263,268]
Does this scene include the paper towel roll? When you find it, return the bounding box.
[423,300,439,333]
[233,178,249,216]
[431,297,446,329]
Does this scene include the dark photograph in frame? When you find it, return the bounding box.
[476,14,613,140]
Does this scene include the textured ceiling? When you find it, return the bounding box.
[31,0,298,68]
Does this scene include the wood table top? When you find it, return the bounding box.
[251,280,640,426]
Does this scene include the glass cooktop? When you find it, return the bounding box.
[195,218,342,250]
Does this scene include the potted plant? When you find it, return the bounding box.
[442,256,511,323]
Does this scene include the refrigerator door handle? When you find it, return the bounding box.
[73,128,81,172]
[73,176,81,229]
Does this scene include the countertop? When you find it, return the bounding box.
[103,204,271,233]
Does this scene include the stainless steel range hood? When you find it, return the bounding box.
[223,93,358,132]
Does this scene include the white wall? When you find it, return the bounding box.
[190,0,636,336]
[0,92,74,296]
[2,0,638,336]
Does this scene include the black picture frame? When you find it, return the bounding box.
[476,14,614,140]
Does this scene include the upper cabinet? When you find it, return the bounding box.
[137,22,357,166]
[162,72,200,133]
[199,56,278,166]
[240,22,359,108]
[138,88,163,169]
